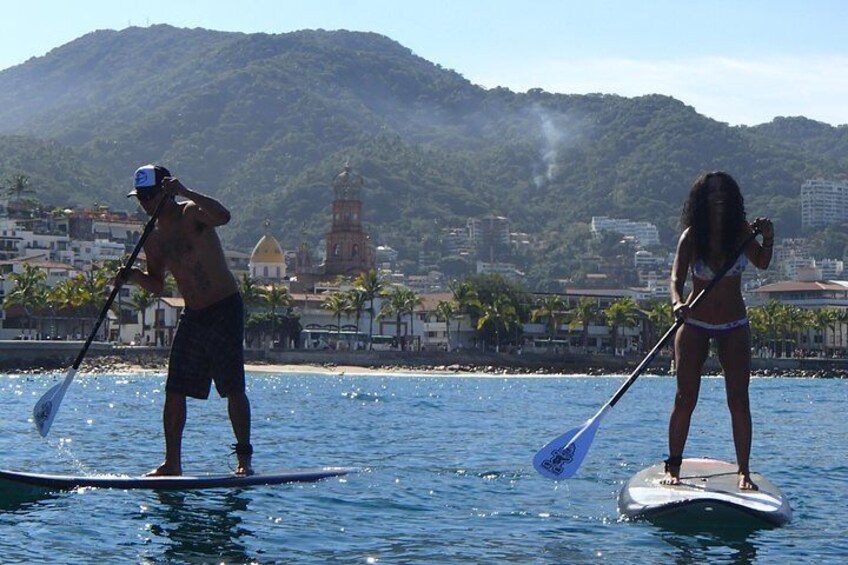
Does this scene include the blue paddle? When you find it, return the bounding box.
[533,230,760,480]
[32,193,168,437]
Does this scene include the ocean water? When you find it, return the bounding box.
[0,370,845,564]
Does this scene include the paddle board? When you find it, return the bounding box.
[618,458,791,527]
[0,467,352,492]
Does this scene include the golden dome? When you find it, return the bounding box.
[250,234,284,264]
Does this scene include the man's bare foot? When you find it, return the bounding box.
[235,461,254,477]
[144,462,182,477]
[233,443,254,476]
[738,473,759,491]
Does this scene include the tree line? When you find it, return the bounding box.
[5,264,846,358]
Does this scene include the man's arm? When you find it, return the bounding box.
[117,247,167,295]
[164,177,231,227]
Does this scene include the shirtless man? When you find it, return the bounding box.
[117,164,253,476]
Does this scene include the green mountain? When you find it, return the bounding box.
[1,25,846,287]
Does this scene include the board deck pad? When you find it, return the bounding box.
[0,467,352,492]
[618,458,791,527]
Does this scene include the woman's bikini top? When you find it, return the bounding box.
[691,254,748,280]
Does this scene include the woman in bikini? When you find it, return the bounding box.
[663,171,774,490]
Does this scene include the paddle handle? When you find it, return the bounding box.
[607,230,759,408]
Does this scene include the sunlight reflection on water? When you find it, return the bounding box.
[0,372,845,563]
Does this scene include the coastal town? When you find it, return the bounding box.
[1,167,847,368]
[4,11,848,562]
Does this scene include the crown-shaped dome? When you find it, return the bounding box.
[250,233,284,264]
[333,163,363,200]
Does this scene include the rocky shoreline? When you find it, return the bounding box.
[8,352,847,379]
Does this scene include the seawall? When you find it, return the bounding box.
[1,341,845,377]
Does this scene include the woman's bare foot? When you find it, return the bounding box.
[144,462,182,477]
[738,472,759,491]
[659,469,681,486]
[659,456,682,485]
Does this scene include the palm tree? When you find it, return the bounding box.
[239,273,267,311]
[264,284,294,347]
[5,173,33,198]
[435,300,457,351]
[448,279,480,350]
[812,308,840,356]
[835,308,848,356]
[569,297,601,353]
[3,263,48,335]
[400,288,422,350]
[758,301,779,356]
[783,305,811,357]
[379,286,409,349]
[48,277,82,338]
[130,288,155,344]
[644,299,673,352]
[354,269,387,350]
[74,267,110,339]
[343,288,368,341]
[322,292,351,349]
[605,297,639,355]
[476,294,517,353]
[4,174,35,214]
[531,294,566,351]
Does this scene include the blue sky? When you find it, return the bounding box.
[2,1,847,126]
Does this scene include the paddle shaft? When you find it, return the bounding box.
[70,194,168,369]
[607,230,759,408]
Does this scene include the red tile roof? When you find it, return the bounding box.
[754,280,848,293]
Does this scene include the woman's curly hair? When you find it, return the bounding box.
[680,171,747,262]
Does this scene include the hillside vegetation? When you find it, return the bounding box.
[1,25,847,288]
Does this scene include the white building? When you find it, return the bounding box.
[92,217,144,247]
[591,216,660,248]
[634,250,673,270]
[249,231,286,282]
[443,227,472,257]
[801,178,848,228]
[375,245,399,267]
[476,260,524,279]
[0,218,71,261]
[818,259,845,280]
[58,239,125,268]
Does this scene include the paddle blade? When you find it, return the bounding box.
[32,368,75,437]
[533,416,603,480]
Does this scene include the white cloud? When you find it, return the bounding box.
[470,56,848,127]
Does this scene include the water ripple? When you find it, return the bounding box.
[1,373,845,563]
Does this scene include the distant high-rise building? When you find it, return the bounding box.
[801,179,848,228]
[467,215,511,261]
[590,216,660,248]
[443,227,472,257]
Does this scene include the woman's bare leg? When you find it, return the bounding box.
[717,326,758,490]
[661,324,709,485]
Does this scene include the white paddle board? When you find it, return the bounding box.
[0,467,352,492]
[618,458,791,527]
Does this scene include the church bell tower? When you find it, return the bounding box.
[323,163,374,277]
